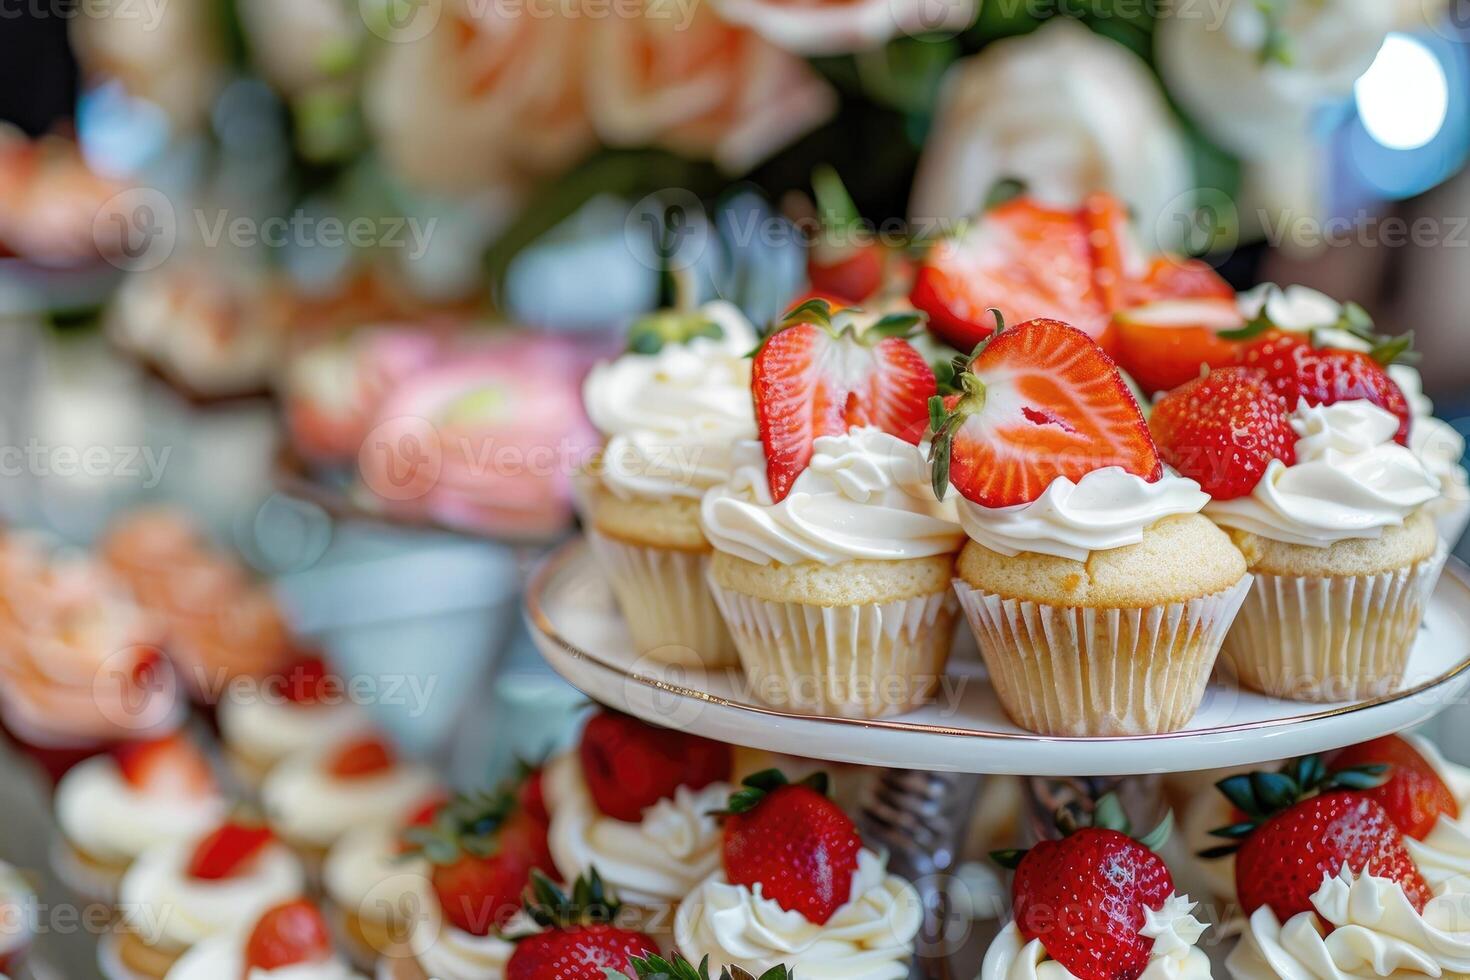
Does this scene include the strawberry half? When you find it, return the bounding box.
[112,733,215,798]
[578,709,732,823]
[1205,756,1433,920]
[244,900,334,974]
[1111,298,1245,395]
[806,165,885,304]
[507,871,659,980]
[912,198,1106,351]
[929,318,1161,508]
[187,821,275,881]
[1149,366,1297,500]
[1234,332,1412,444]
[753,302,936,502]
[1332,736,1460,841]
[325,735,396,778]
[720,770,861,926]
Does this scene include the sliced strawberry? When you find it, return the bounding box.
[753,310,935,502]
[244,900,333,973]
[326,735,396,778]
[579,710,732,823]
[1112,298,1245,395]
[912,199,1106,351]
[930,319,1160,509]
[1332,736,1461,841]
[1149,366,1297,499]
[112,733,215,798]
[807,163,885,304]
[1234,332,1412,444]
[721,771,861,926]
[1120,256,1236,307]
[187,822,275,881]
[277,654,342,706]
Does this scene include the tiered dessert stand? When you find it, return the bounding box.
[525,535,1470,978]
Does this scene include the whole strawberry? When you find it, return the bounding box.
[721,770,861,925]
[1332,736,1460,841]
[1233,332,1411,444]
[993,794,1175,980]
[1148,366,1297,499]
[507,871,659,980]
[1204,756,1432,919]
[617,953,792,980]
[579,709,732,823]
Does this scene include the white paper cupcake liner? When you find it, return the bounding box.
[588,531,738,669]
[953,577,1252,737]
[1219,544,1449,703]
[706,577,958,719]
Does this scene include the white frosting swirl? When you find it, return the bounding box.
[164,933,365,980]
[408,905,538,980]
[957,467,1208,562]
[1238,283,1343,333]
[1226,869,1470,979]
[674,849,922,979]
[543,752,727,907]
[1412,415,1470,517]
[219,696,374,769]
[1402,735,1470,891]
[1206,401,1439,547]
[322,824,431,926]
[700,428,963,566]
[55,756,226,865]
[983,895,1210,980]
[119,838,306,953]
[262,750,439,849]
[584,301,758,501]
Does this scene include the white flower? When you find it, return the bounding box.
[909,18,1193,251]
[236,0,361,96]
[710,0,978,55]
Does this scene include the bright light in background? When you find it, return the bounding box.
[1355,34,1449,151]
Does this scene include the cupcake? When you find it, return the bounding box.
[981,795,1210,980]
[544,710,732,913]
[164,898,364,980]
[218,654,374,789]
[380,775,556,979]
[1153,342,1444,702]
[261,735,440,872]
[1236,283,1469,544]
[676,770,922,977]
[701,305,965,718]
[1212,752,1470,979]
[940,320,1248,736]
[53,733,227,902]
[579,301,759,669]
[107,821,306,980]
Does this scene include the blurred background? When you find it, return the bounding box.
[0,0,1469,974]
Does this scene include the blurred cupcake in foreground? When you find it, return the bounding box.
[545,710,733,916]
[941,320,1247,736]
[261,735,439,873]
[163,899,364,980]
[359,338,596,540]
[53,733,227,903]
[703,304,965,719]
[107,820,306,980]
[218,653,374,789]
[1151,339,1444,702]
[579,301,758,669]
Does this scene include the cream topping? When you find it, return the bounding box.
[1226,869,1470,979]
[956,466,1207,562]
[583,301,758,501]
[1401,735,1470,891]
[700,428,963,566]
[1237,283,1343,333]
[261,751,439,849]
[409,906,538,980]
[1206,401,1439,547]
[55,756,227,865]
[163,933,365,980]
[982,895,1210,980]
[219,695,374,769]
[543,752,727,907]
[674,849,922,979]
[322,824,431,925]
[118,838,305,953]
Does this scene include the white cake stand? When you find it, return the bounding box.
[524,537,1470,978]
